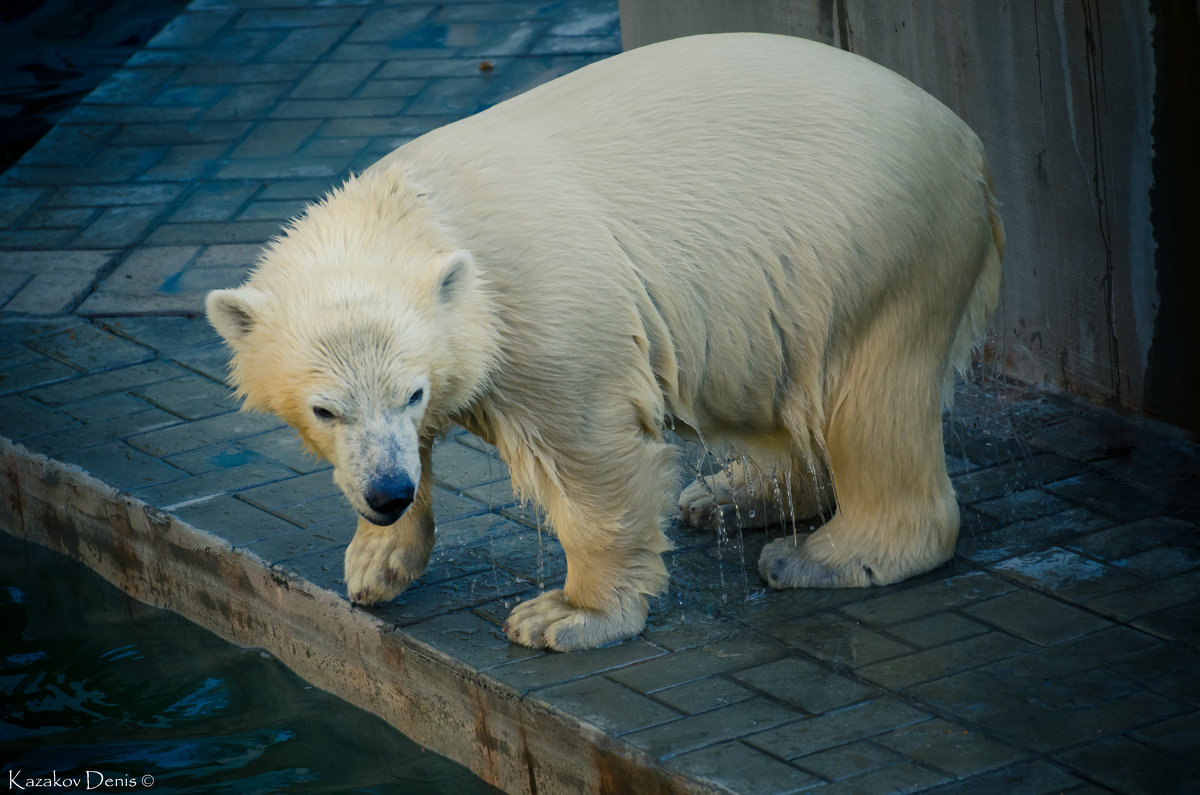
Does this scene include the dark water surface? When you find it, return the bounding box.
[0,531,499,794]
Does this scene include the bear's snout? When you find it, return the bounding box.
[363,473,416,525]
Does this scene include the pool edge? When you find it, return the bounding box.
[0,435,717,795]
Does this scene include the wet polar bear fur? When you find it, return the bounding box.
[206,33,1003,652]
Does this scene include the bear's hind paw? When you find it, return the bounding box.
[758,536,875,589]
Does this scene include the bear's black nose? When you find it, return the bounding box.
[364,474,415,524]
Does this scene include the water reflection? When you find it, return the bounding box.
[0,531,499,794]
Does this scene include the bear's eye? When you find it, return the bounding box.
[407,388,424,406]
[312,406,337,421]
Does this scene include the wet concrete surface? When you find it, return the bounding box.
[1,1,1198,793]
[0,0,189,170]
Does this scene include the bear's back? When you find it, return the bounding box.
[369,33,997,436]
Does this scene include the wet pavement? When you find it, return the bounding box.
[1,1,1198,793]
[0,0,189,170]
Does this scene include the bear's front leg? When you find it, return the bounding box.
[344,442,435,604]
[503,550,666,651]
[502,437,674,651]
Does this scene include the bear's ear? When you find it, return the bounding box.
[206,287,267,345]
[436,249,476,303]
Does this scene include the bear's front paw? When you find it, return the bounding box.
[344,529,427,605]
[758,536,874,589]
[503,590,644,652]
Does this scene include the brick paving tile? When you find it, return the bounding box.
[744,698,931,760]
[270,493,355,531]
[405,609,541,671]
[1066,515,1198,564]
[487,638,664,696]
[242,527,344,563]
[908,669,1060,732]
[127,410,283,458]
[624,697,800,762]
[165,342,237,383]
[1056,736,1200,795]
[963,589,1115,645]
[0,187,45,226]
[942,426,1035,469]
[21,207,101,229]
[969,487,1074,523]
[99,316,221,353]
[1132,711,1200,756]
[873,718,1030,777]
[649,676,757,715]
[640,609,739,654]
[608,646,768,695]
[130,460,296,510]
[979,625,1162,688]
[236,427,326,474]
[0,250,117,314]
[466,522,567,585]
[856,631,1034,691]
[133,375,241,420]
[764,610,914,666]
[921,759,1089,795]
[791,739,904,782]
[1020,690,1190,753]
[1133,601,1200,646]
[0,394,79,441]
[1109,644,1200,705]
[814,761,950,795]
[0,357,80,395]
[57,392,151,423]
[731,656,878,715]
[368,568,531,627]
[955,506,1114,565]
[533,676,682,736]
[173,494,300,546]
[60,441,187,491]
[1046,472,1173,521]
[275,544,347,594]
[1089,569,1200,624]
[435,511,517,548]
[840,571,1015,626]
[236,469,347,512]
[432,437,511,488]
[1115,542,1200,581]
[24,406,182,457]
[991,546,1146,603]
[666,741,820,795]
[952,453,1084,504]
[886,612,990,648]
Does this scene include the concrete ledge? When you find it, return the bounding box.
[0,436,713,795]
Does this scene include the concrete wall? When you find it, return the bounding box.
[620,1,1199,433]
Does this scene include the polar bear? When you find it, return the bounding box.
[206,33,1002,651]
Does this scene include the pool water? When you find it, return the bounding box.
[0,531,500,794]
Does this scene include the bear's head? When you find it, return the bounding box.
[206,171,501,527]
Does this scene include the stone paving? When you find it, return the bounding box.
[2,1,1200,793]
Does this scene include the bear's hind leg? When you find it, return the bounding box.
[503,435,674,651]
[760,342,959,589]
